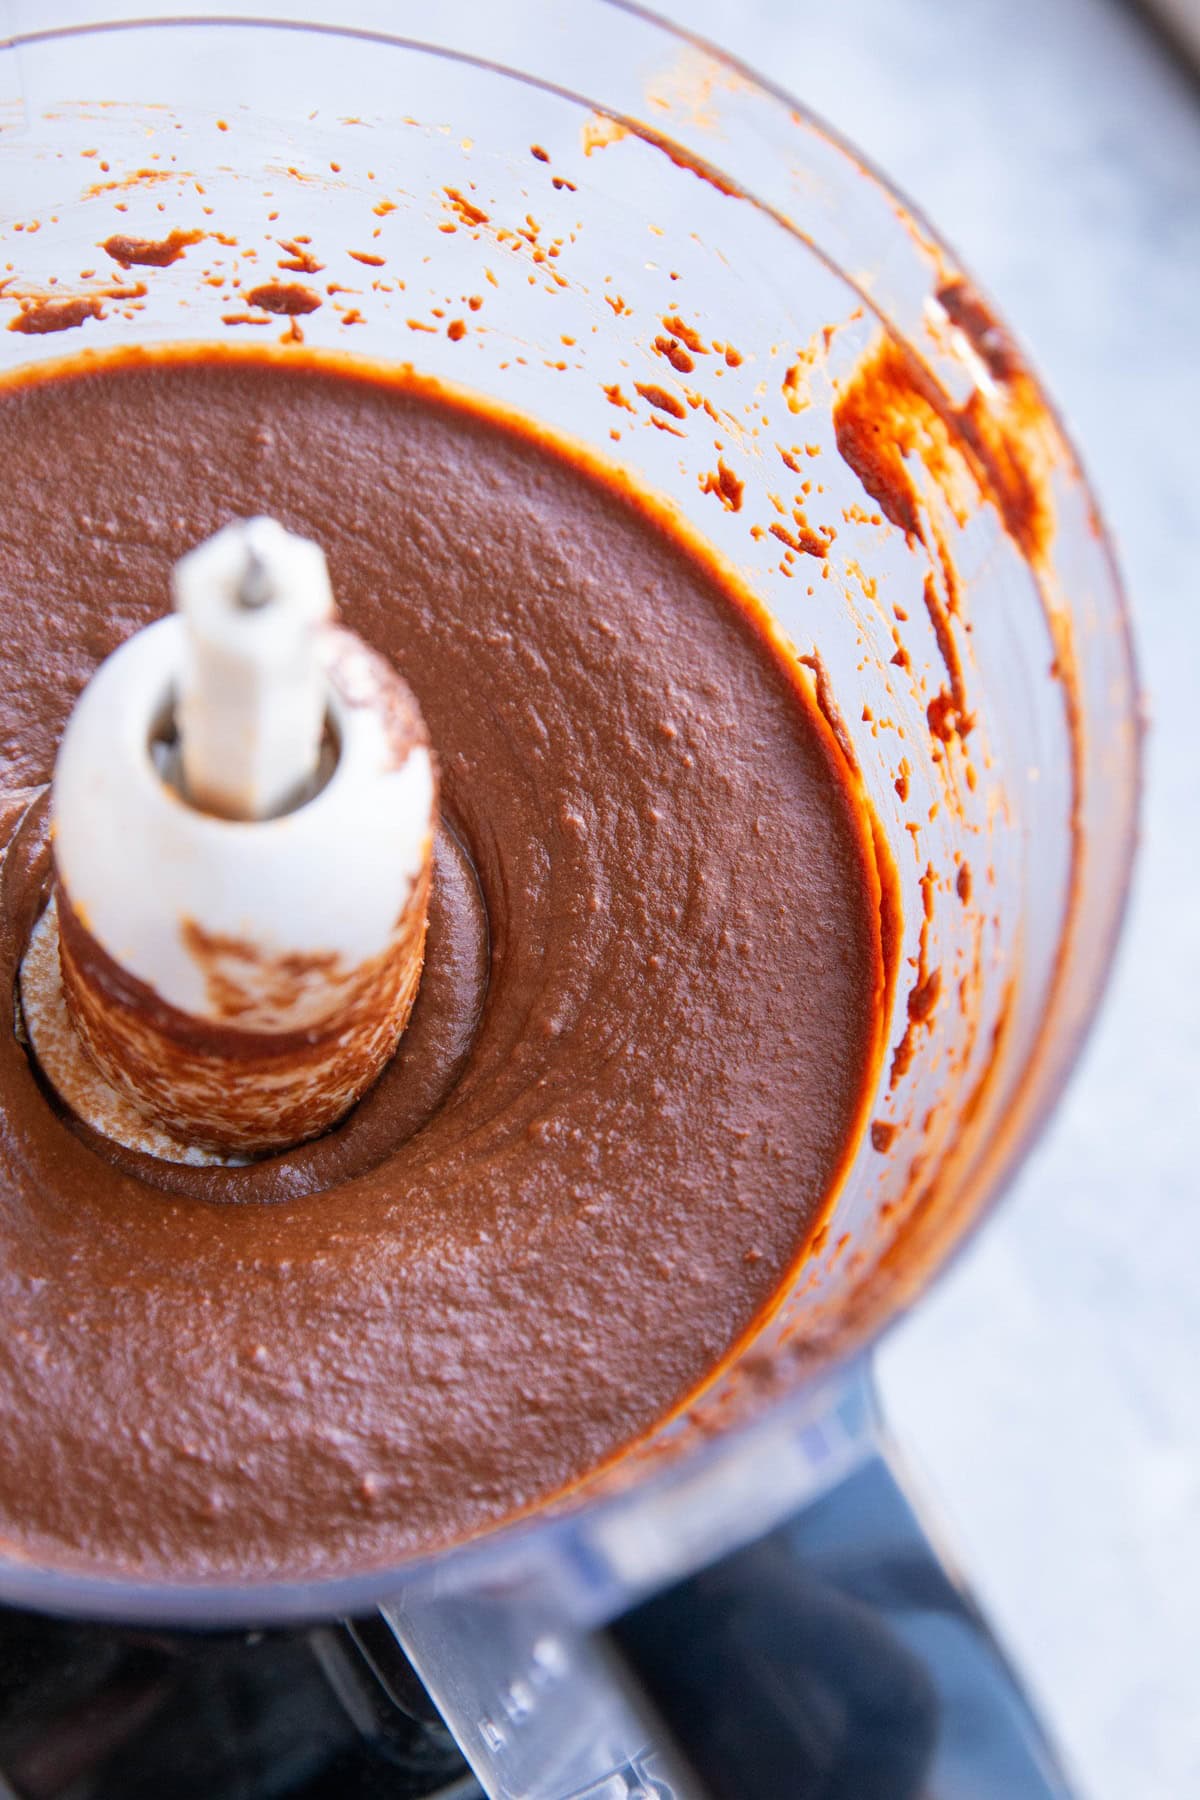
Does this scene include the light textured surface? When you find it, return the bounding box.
[651,2,1198,1795]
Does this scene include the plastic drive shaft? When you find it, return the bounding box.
[34,519,437,1157]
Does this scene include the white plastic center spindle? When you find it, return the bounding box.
[174,516,334,821]
[22,517,437,1160]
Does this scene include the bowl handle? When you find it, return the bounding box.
[377,1364,1079,1798]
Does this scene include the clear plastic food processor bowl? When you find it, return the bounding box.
[0,6,1140,1798]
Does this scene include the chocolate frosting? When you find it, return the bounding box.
[0,350,883,1580]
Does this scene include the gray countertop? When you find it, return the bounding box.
[650,1,1198,1795]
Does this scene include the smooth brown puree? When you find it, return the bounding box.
[0,349,885,1581]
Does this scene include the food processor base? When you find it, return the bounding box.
[0,1607,477,1800]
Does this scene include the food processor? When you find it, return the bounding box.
[0,4,1140,1797]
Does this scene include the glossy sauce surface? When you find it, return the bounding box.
[0,350,884,1579]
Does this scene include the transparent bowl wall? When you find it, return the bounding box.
[0,1,1139,1621]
